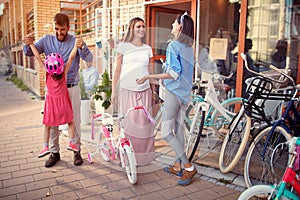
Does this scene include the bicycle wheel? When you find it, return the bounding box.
[244,126,291,188]
[211,98,243,139]
[219,109,252,173]
[185,101,206,161]
[121,144,137,184]
[238,185,288,200]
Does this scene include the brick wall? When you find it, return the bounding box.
[5,0,148,98]
[14,0,61,98]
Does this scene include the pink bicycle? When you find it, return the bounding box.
[87,106,154,184]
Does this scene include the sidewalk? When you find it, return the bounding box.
[0,75,243,200]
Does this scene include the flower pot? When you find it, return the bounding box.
[81,99,90,125]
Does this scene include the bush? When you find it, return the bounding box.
[94,70,112,109]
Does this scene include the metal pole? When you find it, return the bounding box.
[195,0,201,80]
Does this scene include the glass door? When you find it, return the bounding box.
[148,7,186,73]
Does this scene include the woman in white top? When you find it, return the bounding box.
[111,17,155,166]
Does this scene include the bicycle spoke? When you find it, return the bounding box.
[244,126,291,187]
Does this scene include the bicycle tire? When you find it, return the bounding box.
[238,185,288,200]
[122,144,137,184]
[185,101,202,158]
[244,126,291,188]
[219,109,251,173]
[186,104,206,162]
[211,98,243,139]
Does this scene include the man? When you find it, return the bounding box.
[23,13,93,167]
[242,38,258,98]
[82,61,99,95]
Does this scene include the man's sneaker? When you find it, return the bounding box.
[67,142,79,152]
[164,166,183,177]
[38,146,50,158]
[45,152,60,168]
[178,168,197,186]
[74,151,83,166]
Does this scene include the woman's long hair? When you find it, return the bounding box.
[176,13,194,47]
[123,17,146,44]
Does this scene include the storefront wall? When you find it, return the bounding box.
[1,0,299,98]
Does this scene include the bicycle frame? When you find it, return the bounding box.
[186,72,244,161]
[261,98,300,161]
[204,78,243,127]
[271,137,300,199]
[188,75,243,129]
[274,167,300,199]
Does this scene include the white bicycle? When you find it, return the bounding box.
[185,70,243,161]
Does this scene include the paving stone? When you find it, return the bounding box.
[0,76,243,199]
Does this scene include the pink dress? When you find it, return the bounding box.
[43,73,73,126]
[119,88,155,166]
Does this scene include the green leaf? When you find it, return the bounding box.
[93,70,112,109]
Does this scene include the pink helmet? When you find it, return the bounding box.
[45,53,64,76]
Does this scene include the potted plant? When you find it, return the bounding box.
[94,70,112,110]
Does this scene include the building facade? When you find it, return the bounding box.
[0,0,299,98]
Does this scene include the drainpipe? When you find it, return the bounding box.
[195,0,200,80]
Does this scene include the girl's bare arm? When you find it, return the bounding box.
[29,44,45,70]
[64,46,78,74]
[136,73,173,85]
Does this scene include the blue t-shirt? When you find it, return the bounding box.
[163,40,194,105]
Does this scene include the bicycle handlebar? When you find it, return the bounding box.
[92,106,155,124]
[241,53,294,86]
[91,106,155,141]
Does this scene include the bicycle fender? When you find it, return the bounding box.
[221,97,243,106]
[210,97,243,122]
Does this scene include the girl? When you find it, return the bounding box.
[136,12,196,185]
[111,17,155,166]
[29,43,79,158]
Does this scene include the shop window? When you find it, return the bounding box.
[292,5,300,38]
[26,8,34,35]
[28,57,34,70]
[17,22,22,42]
[18,50,23,67]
